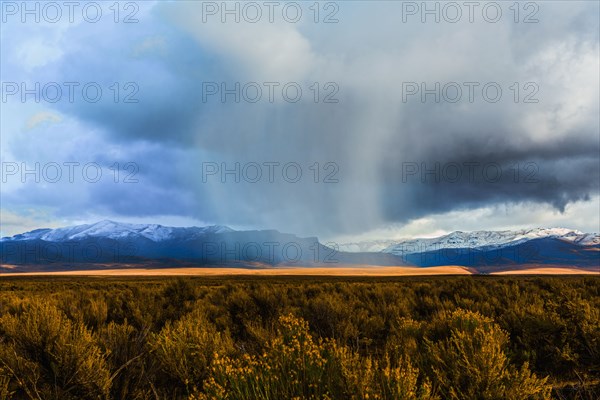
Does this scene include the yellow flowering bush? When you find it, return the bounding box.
[152,307,233,395]
[424,309,551,400]
[195,314,433,400]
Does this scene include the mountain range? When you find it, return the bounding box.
[1,221,598,273]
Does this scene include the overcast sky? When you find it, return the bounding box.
[1,1,598,241]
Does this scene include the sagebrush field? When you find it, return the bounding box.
[0,276,598,399]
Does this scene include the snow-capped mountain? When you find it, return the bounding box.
[1,222,598,272]
[0,220,233,243]
[382,228,600,256]
[0,221,343,267]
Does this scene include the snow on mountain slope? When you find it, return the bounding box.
[2,223,598,256]
[382,228,600,256]
[0,220,234,242]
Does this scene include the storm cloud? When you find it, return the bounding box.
[1,1,598,238]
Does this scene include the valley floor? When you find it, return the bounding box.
[1,265,597,276]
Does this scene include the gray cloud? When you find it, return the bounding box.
[2,1,598,237]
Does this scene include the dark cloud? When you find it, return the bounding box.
[2,1,598,237]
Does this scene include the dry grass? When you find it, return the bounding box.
[491,267,599,275]
[1,265,473,276]
[2,265,597,277]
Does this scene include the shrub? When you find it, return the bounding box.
[97,320,152,400]
[151,307,233,395]
[424,309,551,400]
[0,299,111,399]
[199,314,433,400]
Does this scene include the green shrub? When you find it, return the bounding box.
[151,307,233,395]
[0,299,111,399]
[199,314,433,400]
[424,309,551,400]
[97,320,151,400]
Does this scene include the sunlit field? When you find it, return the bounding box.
[0,275,598,399]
